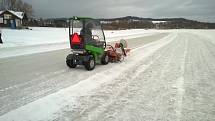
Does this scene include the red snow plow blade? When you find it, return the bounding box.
[106,39,131,62]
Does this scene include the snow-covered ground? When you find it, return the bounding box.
[0,27,68,48]
[0,27,164,58]
[0,29,215,121]
[0,27,162,48]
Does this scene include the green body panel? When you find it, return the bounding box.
[85,45,104,62]
[85,45,104,54]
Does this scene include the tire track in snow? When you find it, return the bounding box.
[119,33,187,121]
[174,33,187,121]
[181,33,215,121]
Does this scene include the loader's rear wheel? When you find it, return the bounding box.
[101,53,109,65]
[85,57,95,71]
[66,59,77,68]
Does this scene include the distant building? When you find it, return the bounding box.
[0,10,28,29]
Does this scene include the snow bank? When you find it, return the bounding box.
[0,28,161,48]
[0,27,68,48]
[104,29,163,42]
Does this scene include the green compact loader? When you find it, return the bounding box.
[66,17,109,70]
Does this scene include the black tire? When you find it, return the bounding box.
[84,56,96,71]
[66,59,77,68]
[101,53,109,65]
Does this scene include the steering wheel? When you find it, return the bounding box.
[92,35,106,49]
[92,35,100,41]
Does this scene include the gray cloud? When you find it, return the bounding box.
[22,0,215,22]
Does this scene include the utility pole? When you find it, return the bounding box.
[0,0,2,10]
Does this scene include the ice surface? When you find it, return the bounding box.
[0,29,215,121]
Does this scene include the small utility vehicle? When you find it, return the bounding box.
[66,17,130,71]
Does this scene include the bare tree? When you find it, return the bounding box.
[22,2,33,17]
[10,0,16,10]
[0,0,8,10]
[0,0,33,17]
[15,0,23,11]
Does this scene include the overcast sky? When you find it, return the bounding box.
[22,0,215,22]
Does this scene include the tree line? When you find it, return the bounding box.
[0,0,33,17]
[102,20,154,30]
[26,18,215,29]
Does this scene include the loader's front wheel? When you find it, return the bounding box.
[101,53,109,65]
[85,57,95,71]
